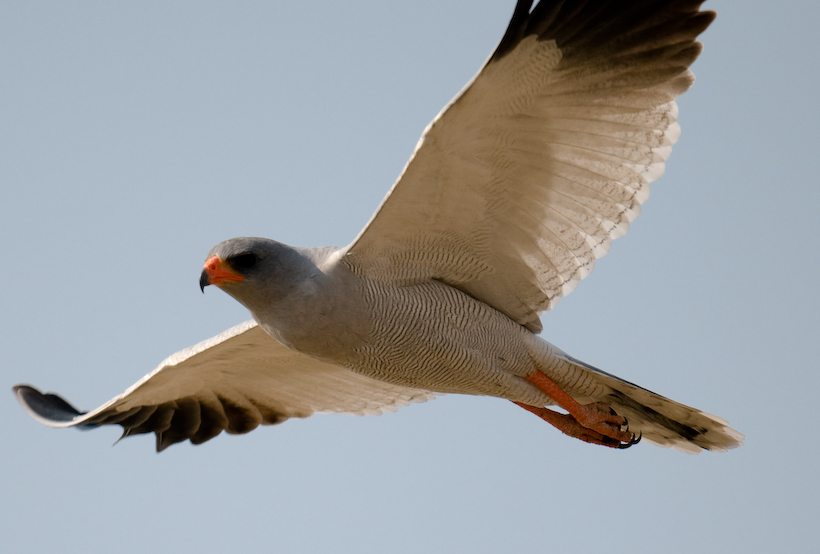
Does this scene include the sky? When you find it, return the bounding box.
[1,1,818,552]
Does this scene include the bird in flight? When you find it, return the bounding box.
[14,0,743,453]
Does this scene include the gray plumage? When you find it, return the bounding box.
[14,0,743,453]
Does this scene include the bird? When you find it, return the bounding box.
[13,0,743,454]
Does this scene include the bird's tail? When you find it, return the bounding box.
[558,353,744,453]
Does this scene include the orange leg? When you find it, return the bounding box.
[516,370,641,449]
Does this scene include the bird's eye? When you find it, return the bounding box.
[229,252,260,270]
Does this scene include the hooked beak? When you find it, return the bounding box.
[200,256,244,293]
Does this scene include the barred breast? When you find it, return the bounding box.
[346,278,605,406]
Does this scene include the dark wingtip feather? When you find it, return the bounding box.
[13,385,90,426]
[491,0,536,62]
[490,0,715,66]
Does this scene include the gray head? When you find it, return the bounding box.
[200,237,319,313]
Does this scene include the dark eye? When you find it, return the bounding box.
[229,252,260,270]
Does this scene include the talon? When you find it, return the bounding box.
[621,416,629,431]
[616,431,641,449]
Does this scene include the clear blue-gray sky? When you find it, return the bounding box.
[2,1,817,552]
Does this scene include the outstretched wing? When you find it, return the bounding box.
[14,320,434,451]
[344,0,715,332]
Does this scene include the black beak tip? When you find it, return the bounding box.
[199,269,210,293]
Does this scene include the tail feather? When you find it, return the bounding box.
[560,355,744,453]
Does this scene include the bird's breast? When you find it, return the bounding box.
[347,279,536,395]
[253,273,371,366]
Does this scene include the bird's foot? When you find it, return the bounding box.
[514,402,641,449]
[519,370,641,448]
[573,401,636,445]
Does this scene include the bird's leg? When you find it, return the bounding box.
[517,370,640,448]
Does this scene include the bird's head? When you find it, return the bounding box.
[200,237,314,311]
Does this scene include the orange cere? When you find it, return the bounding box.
[202,256,245,285]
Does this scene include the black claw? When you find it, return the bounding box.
[617,431,642,449]
[621,416,629,431]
